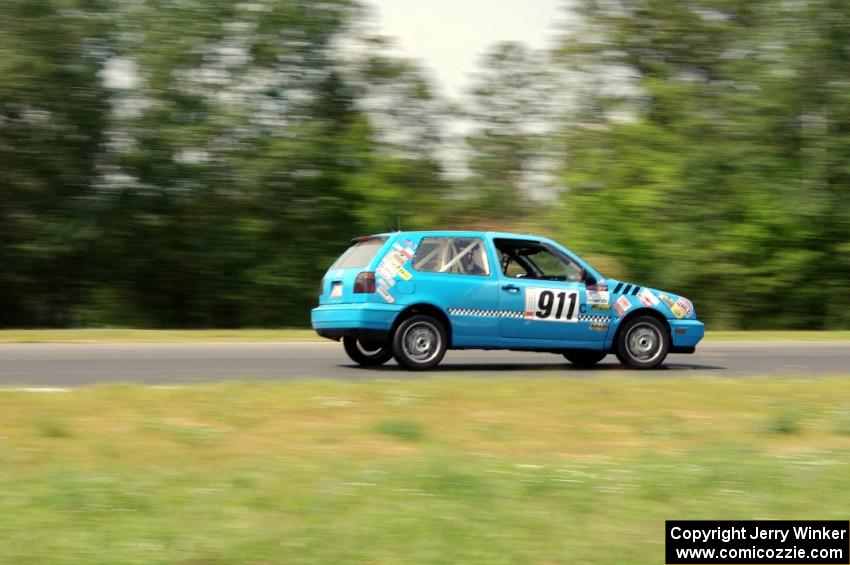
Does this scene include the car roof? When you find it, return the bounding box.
[358,230,601,279]
[369,230,550,241]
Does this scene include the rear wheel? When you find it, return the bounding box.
[392,314,447,370]
[563,350,607,367]
[342,336,393,367]
[616,316,669,369]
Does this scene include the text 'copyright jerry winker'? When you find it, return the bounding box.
[666,520,849,564]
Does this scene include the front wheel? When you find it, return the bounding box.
[563,350,607,367]
[392,314,448,370]
[343,336,393,366]
[616,316,669,369]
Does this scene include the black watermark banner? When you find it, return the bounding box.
[666,521,849,564]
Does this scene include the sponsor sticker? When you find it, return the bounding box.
[589,322,608,331]
[393,243,414,261]
[586,287,610,306]
[383,253,402,272]
[374,239,417,302]
[377,267,396,285]
[591,304,611,311]
[658,292,675,308]
[638,288,659,307]
[671,297,693,319]
[613,295,632,318]
[376,285,394,303]
[376,279,390,295]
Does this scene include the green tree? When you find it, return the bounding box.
[93,1,450,326]
[341,37,450,233]
[96,0,366,326]
[0,0,112,326]
[462,42,557,218]
[554,0,850,328]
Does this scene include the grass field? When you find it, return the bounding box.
[0,328,319,343]
[0,328,849,343]
[705,330,850,341]
[2,376,850,563]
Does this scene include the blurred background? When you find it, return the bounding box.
[2,4,850,563]
[1,0,848,330]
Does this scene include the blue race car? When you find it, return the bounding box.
[312,231,704,370]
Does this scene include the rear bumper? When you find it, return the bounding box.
[315,328,391,342]
[311,303,402,341]
[669,319,704,352]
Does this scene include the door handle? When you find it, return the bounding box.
[501,284,520,293]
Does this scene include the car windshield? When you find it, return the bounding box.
[494,239,585,282]
[331,238,386,269]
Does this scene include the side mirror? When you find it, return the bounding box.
[583,271,597,286]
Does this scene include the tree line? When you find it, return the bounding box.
[1,0,848,329]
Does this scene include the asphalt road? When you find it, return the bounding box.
[0,341,848,387]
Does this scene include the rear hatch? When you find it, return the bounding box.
[320,236,389,305]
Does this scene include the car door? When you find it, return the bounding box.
[494,238,610,346]
[407,235,500,341]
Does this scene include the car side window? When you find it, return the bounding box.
[412,237,491,276]
[503,257,526,278]
[495,239,584,282]
[529,251,573,279]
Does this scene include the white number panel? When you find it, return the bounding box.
[523,287,579,323]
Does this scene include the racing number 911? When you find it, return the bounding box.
[312,230,705,370]
[525,288,579,322]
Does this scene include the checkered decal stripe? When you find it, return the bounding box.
[448,309,610,325]
[448,308,524,319]
[578,314,610,324]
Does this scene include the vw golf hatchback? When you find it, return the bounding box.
[312,231,704,370]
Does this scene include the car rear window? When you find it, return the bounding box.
[331,238,387,269]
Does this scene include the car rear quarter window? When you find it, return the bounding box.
[412,237,490,276]
[332,238,387,269]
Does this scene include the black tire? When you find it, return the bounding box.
[616,315,670,369]
[343,336,393,367]
[563,350,607,367]
[391,314,448,370]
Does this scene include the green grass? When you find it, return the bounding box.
[372,418,427,442]
[0,328,848,343]
[2,376,850,563]
[0,328,319,343]
[705,330,850,341]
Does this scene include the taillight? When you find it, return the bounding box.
[353,272,376,293]
[319,277,324,296]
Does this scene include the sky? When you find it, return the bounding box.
[366,0,566,100]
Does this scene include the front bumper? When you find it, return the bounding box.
[669,318,704,353]
[311,303,403,340]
